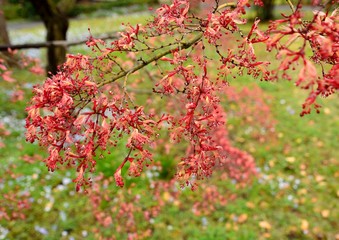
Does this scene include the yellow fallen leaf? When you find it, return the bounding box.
[44,201,54,212]
[297,188,307,195]
[249,147,256,153]
[300,164,307,170]
[301,219,309,231]
[238,214,248,224]
[162,191,171,201]
[259,221,272,230]
[286,156,296,163]
[262,233,271,238]
[315,175,325,182]
[246,201,255,209]
[321,209,330,218]
[323,108,331,115]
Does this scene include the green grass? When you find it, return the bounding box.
[1,9,338,240]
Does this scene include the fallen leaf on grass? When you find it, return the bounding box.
[321,209,330,218]
[301,219,309,231]
[315,175,325,183]
[286,156,296,163]
[238,214,248,224]
[162,191,171,201]
[246,201,255,209]
[262,233,271,238]
[323,108,331,115]
[259,221,272,230]
[297,188,307,195]
[299,164,307,170]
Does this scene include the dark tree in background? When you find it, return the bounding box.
[28,0,75,75]
[0,0,20,67]
[0,0,10,45]
[256,0,274,21]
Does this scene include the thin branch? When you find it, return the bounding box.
[97,33,203,87]
[285,0,295,12]
[216,2,236,11]
[0,32,119,51]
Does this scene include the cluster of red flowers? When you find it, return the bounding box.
[266,6,338,115]
[25,0,338,191]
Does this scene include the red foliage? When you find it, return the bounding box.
[25,0,338,191]
[266,7,338,115]
[87,174,172,239]
[0,164,31,221]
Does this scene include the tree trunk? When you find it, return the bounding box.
[0,0,20,67]
[28,0,70,75]
[257,0,274,21]
[0,0,10,45]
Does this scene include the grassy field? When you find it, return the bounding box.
[1,9,338,240]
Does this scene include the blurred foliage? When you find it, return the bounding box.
[3,0,159,20]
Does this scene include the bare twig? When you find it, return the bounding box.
[0,32,119,51]
[286,0,295,12]
[97,33,203,87]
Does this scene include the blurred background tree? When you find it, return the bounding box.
[256,0,274,21]
[0,0,10,45]
[2,0,160,75]
[27,0,75,75]
[0,0,20,67]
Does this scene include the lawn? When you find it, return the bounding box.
[1,7,338,240]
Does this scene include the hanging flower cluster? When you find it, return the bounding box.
[266,7,338,115]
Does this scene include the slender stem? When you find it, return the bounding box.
[216,2,236,11]
[115,148,133,173]
[97,33,203,87]
[286,0,295,12]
